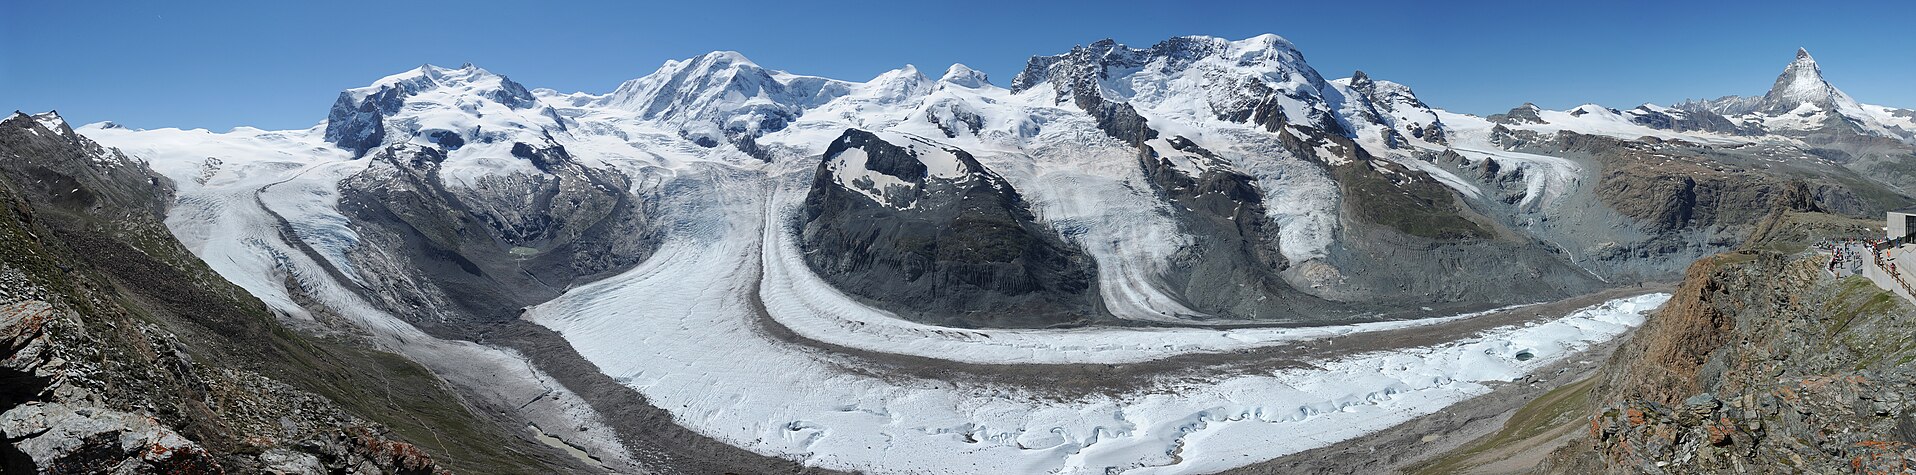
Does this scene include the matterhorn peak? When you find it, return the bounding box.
[1759,46,1852,114]
[1783,48,1820,77]
[939,63,991,88]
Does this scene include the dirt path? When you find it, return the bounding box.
[1407,375,1597,474]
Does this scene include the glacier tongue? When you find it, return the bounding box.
[524,160,1670,473]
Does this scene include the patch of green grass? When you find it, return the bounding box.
[1334,161,1492,240]
[1410,376,1597,475]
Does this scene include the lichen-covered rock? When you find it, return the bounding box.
[1,402,221,474]
[257,448,323,475]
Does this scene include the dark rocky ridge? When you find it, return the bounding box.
[799,129,1097,328]
[1132,133,1345,320]
[1344,70,1447,146]
[1626,105,1761,135]
[1488,103,1547,125]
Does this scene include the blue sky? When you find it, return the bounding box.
[5,0,1913,130]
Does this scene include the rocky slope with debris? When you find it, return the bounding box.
[1531,207,1916,473]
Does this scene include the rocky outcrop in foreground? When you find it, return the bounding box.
[1543,211,1916,473]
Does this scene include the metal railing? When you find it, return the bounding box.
[1820,233,1916,304]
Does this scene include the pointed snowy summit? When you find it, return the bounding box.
[28,110,75,138]
[1759,47,1855,114]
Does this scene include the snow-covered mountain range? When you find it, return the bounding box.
[21,34,1913,473]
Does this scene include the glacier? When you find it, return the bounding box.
[75,32,1906,473]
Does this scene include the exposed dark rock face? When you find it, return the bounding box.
[1134,136,1343,319]
[1555,133,1881,235]
[0,112,171,219]
[1626,106,1761,135]
[1488,103,1547,125]
[0,112,582,474]
[1341,70,1447,146]
[336,142,657,326]
[925,100,985,138]
[1296,132,1493,241]
[727,131,776,162]
[799,129,1097,328]
[323,87,402,157]
[1026,61,1161,146]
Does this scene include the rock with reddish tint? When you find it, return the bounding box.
[1,402,221,474]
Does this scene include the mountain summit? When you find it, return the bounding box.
[1673,47,1913,142]
[1758,47,1858,115]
